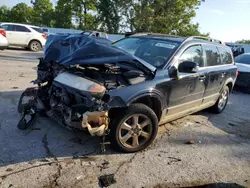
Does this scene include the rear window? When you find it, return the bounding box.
[218,47,233,64]
[31,27,43,33]
[204,45,221,66]
[15,25,31,32]
[235,54,250,65]
[42,28,49,32]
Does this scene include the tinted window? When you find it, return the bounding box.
[179,45,204,67]
[204,45,221,66]
[2,24,14,31]
[218,47,233,64]
[14,25,30,32]
[235,54,250,65]
[31,27,43,33]
[42,28,48,32]
[113,37,180,68]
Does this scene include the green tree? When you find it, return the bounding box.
[0,5,11,22]
[96,0,120,33]
[9,3,33,24]
[236,40,250,44]
[54,0,73,28]
[121,0,205,36]
[31,0,54,27]
[72,0,97,30]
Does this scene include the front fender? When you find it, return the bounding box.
[126,89,164,107]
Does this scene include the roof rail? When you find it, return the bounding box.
[186,36,225,44]
[130,32,183,38]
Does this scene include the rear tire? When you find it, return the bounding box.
[109,103,158,153]
[210,86,229,114]
[29,40,41,52]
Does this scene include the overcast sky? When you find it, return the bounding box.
[1,0,250,42]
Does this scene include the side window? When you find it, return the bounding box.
[218,47,233,64]
[14,25,31,32]
[179,45,204,67]
[2,24,14,31]
[204,45,221,66]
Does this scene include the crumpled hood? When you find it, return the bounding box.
[44,34,156,74]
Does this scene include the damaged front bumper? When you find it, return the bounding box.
[17,86,112,137]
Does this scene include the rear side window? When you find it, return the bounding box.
[31,27,43,33]
[14,25,31,32]
[2,24,14,31]
[218,47,233,64]
[179,45,204,67]
[204,45,221,66]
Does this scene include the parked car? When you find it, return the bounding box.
[235,53,250,88]
[226,43,245,57]
[0,23,46,51]
[0,25,9,50]
[18,34,237,153]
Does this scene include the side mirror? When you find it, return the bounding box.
[168,66,178,79]
[178,61,199,73]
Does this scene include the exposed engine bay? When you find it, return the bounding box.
[17,34,154,140]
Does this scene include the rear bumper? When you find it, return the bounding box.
[235,71,250,87]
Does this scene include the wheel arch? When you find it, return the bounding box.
[28,39,42,47]
[130,95,163,121]
[224,78,234,92]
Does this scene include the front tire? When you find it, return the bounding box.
[109,103,158,153]
[210,86,229,114]
[29,40,41,52]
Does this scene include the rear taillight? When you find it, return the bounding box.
[0,29,6,37]
[42,33,47,39]
[236,71,239,77]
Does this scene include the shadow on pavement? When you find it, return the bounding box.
[153,182,247,188]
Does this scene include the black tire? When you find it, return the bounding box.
[109,103,158,153]
[29,40,41,52]
[210,86,230,114]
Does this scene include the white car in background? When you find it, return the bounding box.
[0,25,9,50]
[0,23,46,51]
[235,53,250,88]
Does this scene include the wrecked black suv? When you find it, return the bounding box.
[18,33,237,153]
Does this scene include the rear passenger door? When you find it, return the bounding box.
[12,25,32,45]
[202,44,228,104]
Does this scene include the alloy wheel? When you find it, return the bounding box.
[218,89,228,110]
[118,114,153,149]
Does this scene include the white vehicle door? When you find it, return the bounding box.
[1,24,15,44]
[12,25,32,45]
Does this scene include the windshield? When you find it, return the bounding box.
[113,37,180,68]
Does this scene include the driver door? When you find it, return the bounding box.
[166,45,207,117]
